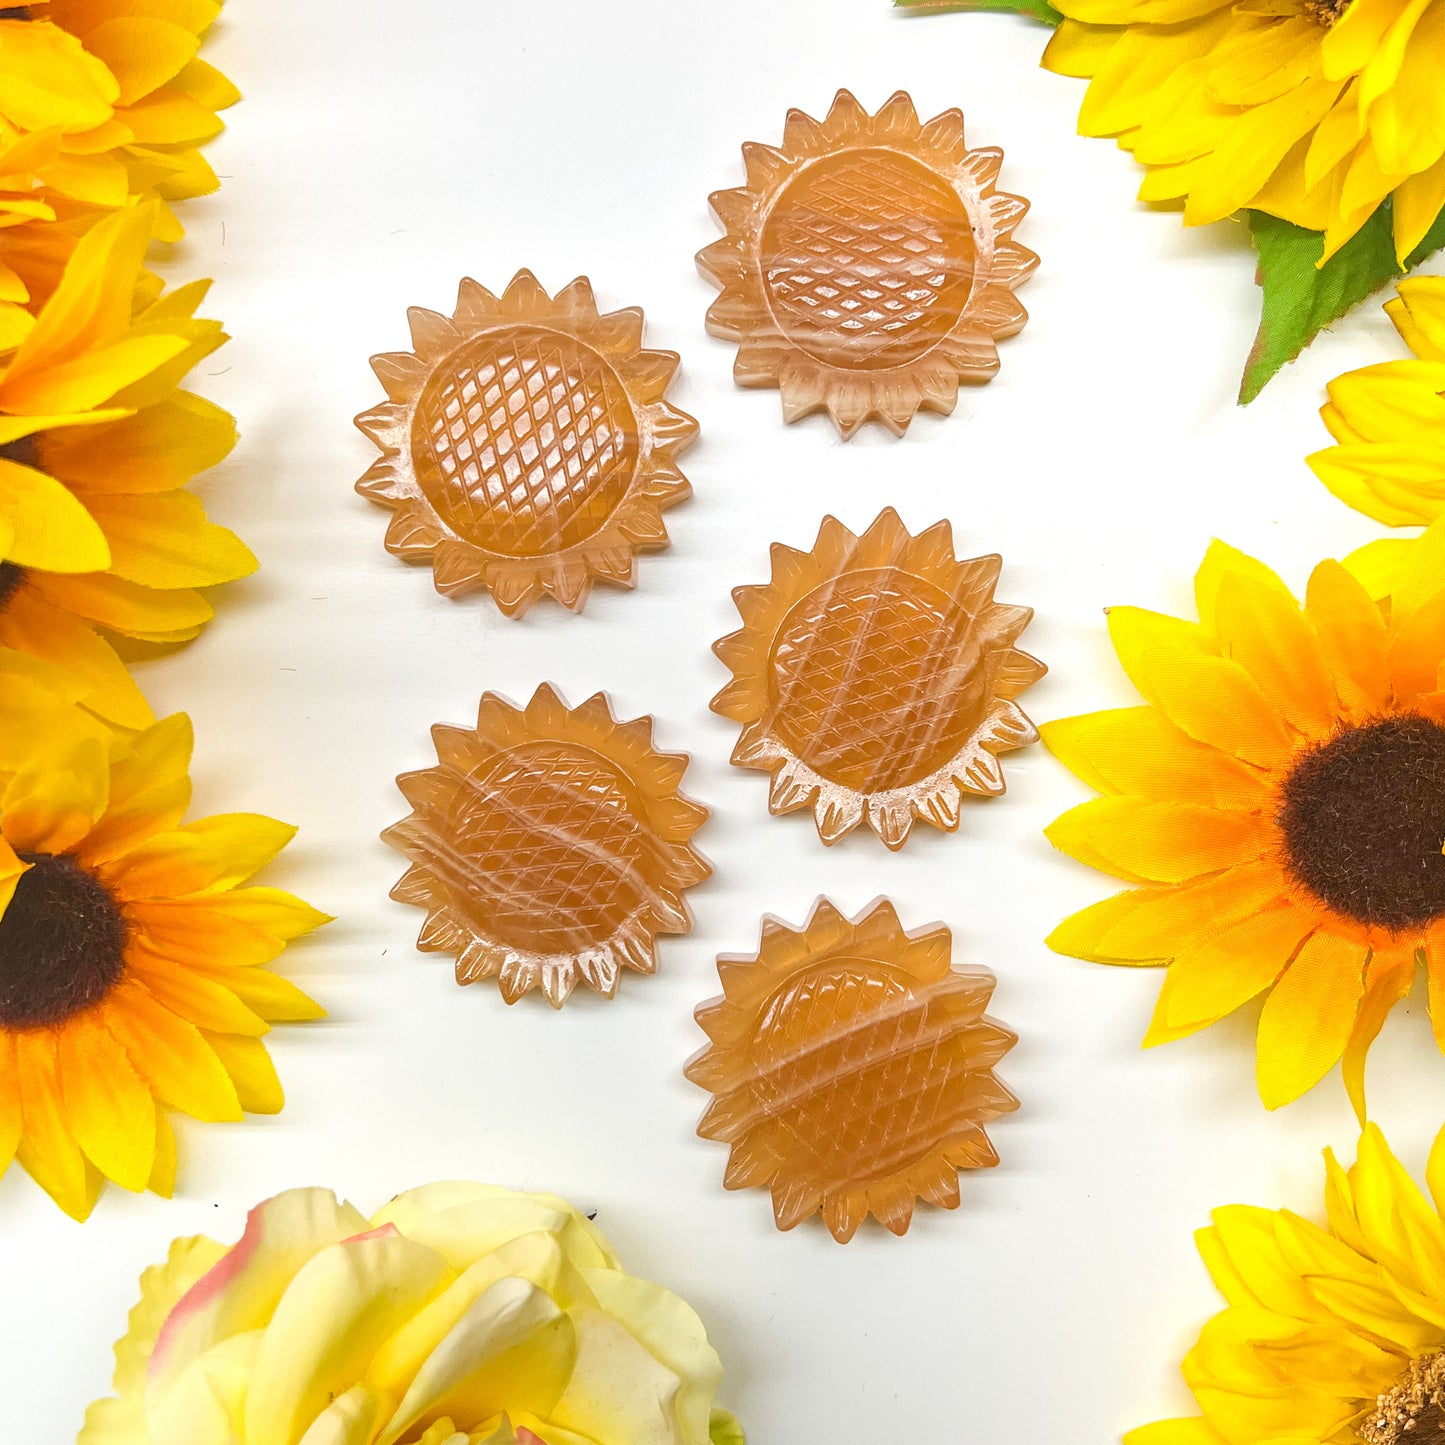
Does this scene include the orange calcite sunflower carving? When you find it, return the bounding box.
[712,508,1044,849]
[698,89,1036,438]
[355,271,697,616]
[686,898,1018,1242]
[383,685,710,1007]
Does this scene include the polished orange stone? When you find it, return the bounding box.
[698,89,1036,437]
[686,898,1018,1242]
[383,685,710,1006]
[712,508,1044,849]
[355,270,697,616]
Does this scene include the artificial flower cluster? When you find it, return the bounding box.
[0,2,327,1222]
[900,0,1445,401]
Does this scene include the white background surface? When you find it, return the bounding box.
[6,1,1445,1440]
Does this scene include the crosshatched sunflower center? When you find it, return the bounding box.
[0,853,127,1029]
[444,741,651,955]
[759,148,977,371]
[750,958,969,1176]
[410,327,640,559]
[1277,714,1445,933]
[765,567,987,792]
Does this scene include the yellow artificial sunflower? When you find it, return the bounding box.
[1129,1124,1445,1445]
[0,655,329,1220]
[1042,0,1445,263]
[0,0,238,307]
[1309,276,1445,525]
[0,203,252,727]
[1045,521,1445,1113]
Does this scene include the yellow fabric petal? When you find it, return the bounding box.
[0,303,36,350]
[1202,1205,1324,1317]
[0,831,30,920]
[0,455,110,571]
[242,1233,453,1445]
[1387,582,1445,702]
[14,1028,101,1220]
[75,712,193,867]
[1347,949,1418,1122]
[80,488,257,588]
[1303,559,1392,719]
[82,17,200,105]
[117,900,286,968]
[102,980,242,1122]
[1133,650,1294,768]
[0,1032,21,1178]
[1255,929,1368,1109]
[1123,1422,1230,1445]
[1210,570,1337,738]
[0,18,117,133]
[1194,540,1295,633]
[1,730,110,853]
[57,1008,157,1192]
[42,390,235,493]
[1162,905,1314,1030]
[123,943,270,1036]
[1046,796,1266,883]
[103,813,296,899]
[2,331,190,414]
[0,582,154,728]
[1086,862,1288,962]
[160,886,331,941]
[0,205,149,386]
[1108,604,1217,687]
[1041,707,1268,808]
[1040,18,1122,80]
[1393,150,1445,262]
[203,966,323,1024]
[1426,933,1445,1057]
[31,569,213,640]
[1387,277,1445,361]
[1309,440,1445,526]
[201,1032,285,1114]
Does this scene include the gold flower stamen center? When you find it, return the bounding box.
[1360,1353,1445,1445]
[1301,0,1349,24]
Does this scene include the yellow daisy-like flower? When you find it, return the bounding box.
[1128,1124,1445,1445]
[1309,277,1445,526]
[1045,522,1445,1113]
[0,658,329,1221]
[1043,0,1445,263]
[0,204,252,726]
[0,0,238,305]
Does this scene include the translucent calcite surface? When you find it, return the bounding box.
[355,270,697,615]
[698,89,1037,437]
[686,898,1018,1242]
[384,685,710,1006]
[712,508,1045,849]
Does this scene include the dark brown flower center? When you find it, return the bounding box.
[0,436,37,467]
[0,854,127,1029]
[1360,1354,1445,1444]
[0,562,23,613]
[1277,715,1445,933]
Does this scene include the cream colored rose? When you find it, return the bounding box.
[80,1183,744,1445]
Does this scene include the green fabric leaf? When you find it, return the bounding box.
[710,1409,747,1445]
[893,0,1063,25]
[1241,200,1445,404]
